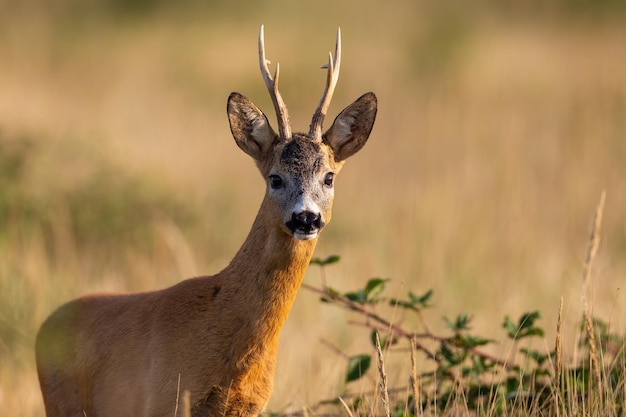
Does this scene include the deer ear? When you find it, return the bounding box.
[227,92,277,160]
[323,92,377,162]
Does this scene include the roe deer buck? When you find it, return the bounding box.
[35,25,377,417]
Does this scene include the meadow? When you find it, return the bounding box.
[1,1,625,415]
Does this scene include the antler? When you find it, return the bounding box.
[309,28,341,141]
[259,25,292,140]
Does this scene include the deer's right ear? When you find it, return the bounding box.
[227,92,277,160]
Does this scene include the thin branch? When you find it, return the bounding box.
[319,338,350,360]
[302,283,515,370]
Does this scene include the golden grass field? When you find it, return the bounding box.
[1,1,625,415]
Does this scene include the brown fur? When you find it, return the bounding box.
[36,202,316,417]
[36,34,377,417]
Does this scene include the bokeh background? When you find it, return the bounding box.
[1,0,625,414]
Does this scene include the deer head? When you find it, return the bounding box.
[227,25,377,240]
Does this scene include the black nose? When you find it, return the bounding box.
[286,211,323,236]
[295,211,320,226]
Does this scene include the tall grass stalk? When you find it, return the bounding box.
[375,333,391,417]
[581,191,606,410]
[554,296,564,416]
[410,336,421,417]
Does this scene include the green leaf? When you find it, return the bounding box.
[439,342,466,366]
[343,278,389,305]
[390,298,417,311]
[520,348,550,365]
[364,278,388,301]
[469,355,495,375]
[505,376,521,394]
[503,316,518,338]
[521,327,544,338]
[390,289,433,311]
[352,396,364,410]
[518,311,541,330]
[393,404,407,417]
[409,289,433,307]
[370,330,394,349]
[445,314,472,331]
[326,287,341,296]
[344,289,367,304]
[503,312,544,339]
[310,254,340,266]
[320,287,341,303]
[346,354,372,382]
[457,334,492,349]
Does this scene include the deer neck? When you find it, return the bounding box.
[222,196,317,338]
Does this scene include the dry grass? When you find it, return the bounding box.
[375,333,391,417]
[581,192,606,400]
[1,1,625,415]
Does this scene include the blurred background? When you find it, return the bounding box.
[1,0,625,414]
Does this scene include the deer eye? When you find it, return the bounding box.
[269,175,283,189]
[323,172,334,188]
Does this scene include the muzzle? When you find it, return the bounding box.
[286,211,324,240]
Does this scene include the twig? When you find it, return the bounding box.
[302,284,407,335]
[346,320,436,360]
[413,307,433,337]
[319,338,351,360]
[319,337,377,385]
[303,283,515,369]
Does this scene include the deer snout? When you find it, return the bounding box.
[286,211,325,240]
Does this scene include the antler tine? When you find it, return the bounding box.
[309,27,342,141]
[258,25,292,139]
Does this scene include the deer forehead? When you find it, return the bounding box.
[272,136,335,178]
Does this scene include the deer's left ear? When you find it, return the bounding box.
[323,92,377,162]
